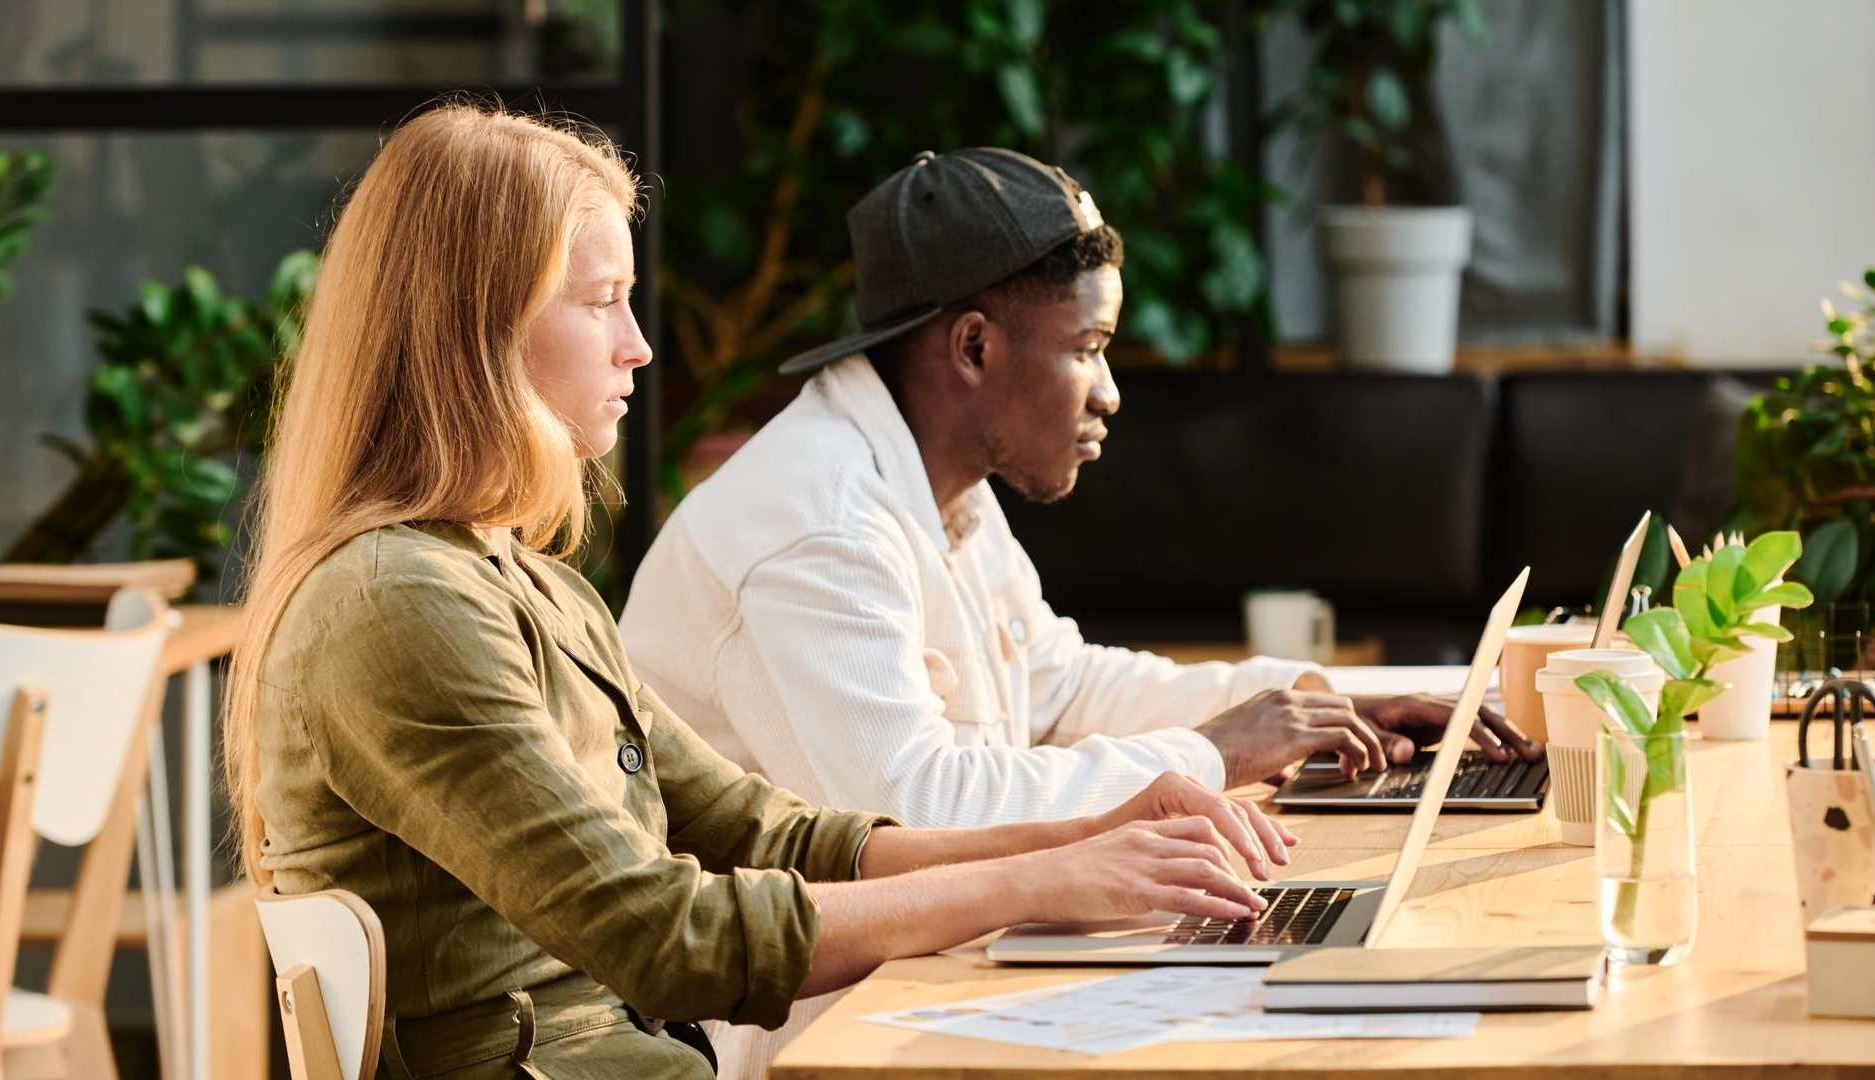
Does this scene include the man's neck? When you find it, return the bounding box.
[880,365,988,525]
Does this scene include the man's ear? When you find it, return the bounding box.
[947,310,991,387]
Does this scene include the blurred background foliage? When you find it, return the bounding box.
[3,252,318,573]
[1251,0,1484,207]
[1733,268,1875,610]
[0,151,56,303]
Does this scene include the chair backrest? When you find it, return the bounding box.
[255,886,386,1080]
[0,588,171,846]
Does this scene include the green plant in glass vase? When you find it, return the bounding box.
[1572,532,1812,939]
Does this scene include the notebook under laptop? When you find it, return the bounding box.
[1271,511,1650,813]
[985,567,1529,966]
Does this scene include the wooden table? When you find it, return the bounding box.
[773,724,1875,1078]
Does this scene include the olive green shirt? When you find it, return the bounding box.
[255,522,886,1044]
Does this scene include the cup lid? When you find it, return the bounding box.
[1505,623,1597,644]
[1535,647,1665,692]
[1542,647,1656,675]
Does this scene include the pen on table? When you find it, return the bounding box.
[1667,526,1692,570]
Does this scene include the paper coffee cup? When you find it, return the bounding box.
[1501,624,1597,744]
[1536,649,1664,846]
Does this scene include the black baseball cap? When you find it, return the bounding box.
[778,147,1107,376]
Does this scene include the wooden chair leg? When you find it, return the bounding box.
[276,965,343,1080]
[0,686,50,1052]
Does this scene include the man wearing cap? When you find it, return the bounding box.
[621,147,1536,1077]
[624,145,1534,814]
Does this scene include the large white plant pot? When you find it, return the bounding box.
[1321,205,1472,374]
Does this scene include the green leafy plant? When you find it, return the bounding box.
[0,149,56,303]
[660,0,1278,503]
[1254,0,1484,207]
[1733,267,1875,614]
[1573,532,1812,935]
[4,252,319,571]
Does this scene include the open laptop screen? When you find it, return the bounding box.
[1363,567,1530,947]
[1593,512,1651,649]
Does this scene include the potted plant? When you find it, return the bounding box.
[1733,267,1875,677]
[4,252,317,581]
[1258,0,1485,373]
[1572,531,1812,964]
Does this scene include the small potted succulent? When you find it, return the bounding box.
[1572,532,1812,965]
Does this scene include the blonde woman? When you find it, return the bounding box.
[226,103,1297,1079]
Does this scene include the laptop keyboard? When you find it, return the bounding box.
[1161,887,1356,947]
[1368,751,1543,800]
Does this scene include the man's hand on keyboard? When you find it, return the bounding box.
[1197,688,1390,787]
[1348,693,1543,764]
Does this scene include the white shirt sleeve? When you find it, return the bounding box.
[1013,542,1323,749]
[721,523,1234,828]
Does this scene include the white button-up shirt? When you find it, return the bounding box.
[621,354,1320,828]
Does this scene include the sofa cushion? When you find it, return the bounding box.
[1492,370,1782,609]
[1003,371,1497,637]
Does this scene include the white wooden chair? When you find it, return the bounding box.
[255,887,386,1080]
[0,588,171,1078]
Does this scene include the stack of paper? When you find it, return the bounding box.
[861,967,1479,1055]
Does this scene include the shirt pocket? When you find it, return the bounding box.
[921,645,1001,747]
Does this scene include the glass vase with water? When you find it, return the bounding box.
[1597,728,1696,966]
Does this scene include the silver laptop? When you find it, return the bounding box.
[1272,511,1650,813]
[985,567,1529,966]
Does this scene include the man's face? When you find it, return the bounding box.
[984,265,1123,503]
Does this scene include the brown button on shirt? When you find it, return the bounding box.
[254,522,887,1063]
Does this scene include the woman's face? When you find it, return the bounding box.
[522,200,652,459]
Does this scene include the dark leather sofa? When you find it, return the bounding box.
[1002,368,1780,663]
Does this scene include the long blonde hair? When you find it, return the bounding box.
[224,102,639,881]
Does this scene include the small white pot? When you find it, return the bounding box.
[1698,606,1781,740]
[1320,205,1472,374]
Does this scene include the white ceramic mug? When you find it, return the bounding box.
[1244,590,1335,664]
[1536,648,1665,846]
